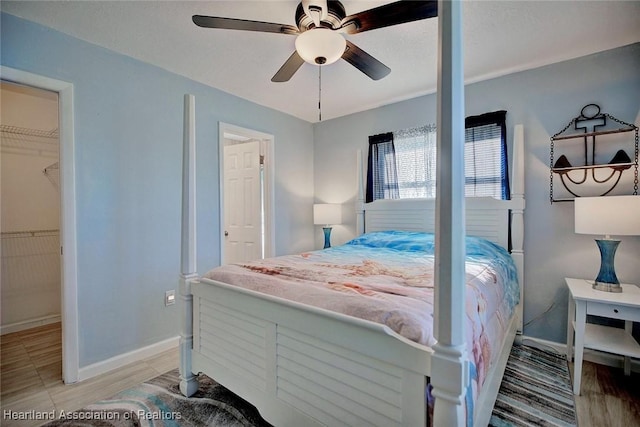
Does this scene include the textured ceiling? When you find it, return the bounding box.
[2,1,639,123]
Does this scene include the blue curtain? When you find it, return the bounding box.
[465,110,510,200]
[366,132,399,202]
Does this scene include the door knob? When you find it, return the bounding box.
[224,231,229,237]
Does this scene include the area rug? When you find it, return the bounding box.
[43,343,576,427]
[43,369,273,427]
[489,343,577,427]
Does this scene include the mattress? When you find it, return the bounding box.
[204,231,519,389]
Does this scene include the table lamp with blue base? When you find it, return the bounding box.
[575,195,640,293]
[313,203,342,249]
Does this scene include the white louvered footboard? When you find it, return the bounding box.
[191,278,431,427]
[198,300,268,390]
[275,326,406,426]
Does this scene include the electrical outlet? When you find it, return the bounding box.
[165,290,176,306]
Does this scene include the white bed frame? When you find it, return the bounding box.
[178,4,525,426]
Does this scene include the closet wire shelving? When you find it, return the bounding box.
[0,124,59,139]
[1,123,60,190]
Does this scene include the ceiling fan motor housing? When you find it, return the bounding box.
[295,1,347,31]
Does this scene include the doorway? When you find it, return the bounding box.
[219,123,274,265]
[1,66,78,384]
[1,82,60,339]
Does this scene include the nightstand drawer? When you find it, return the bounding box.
[587,301,640,322]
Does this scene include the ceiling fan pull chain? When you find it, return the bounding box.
[318,65,322,122]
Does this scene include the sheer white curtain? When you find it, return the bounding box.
[394,125,437,198]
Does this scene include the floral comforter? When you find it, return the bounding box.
[203,230,519,422]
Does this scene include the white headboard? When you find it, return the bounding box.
[363,197,513,250]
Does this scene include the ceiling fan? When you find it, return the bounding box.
[192,0,438,82]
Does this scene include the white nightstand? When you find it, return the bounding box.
[565,277,640,395]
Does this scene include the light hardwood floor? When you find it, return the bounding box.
[1,323,178,427]
[1,323,639,426]
[571,361,640,427]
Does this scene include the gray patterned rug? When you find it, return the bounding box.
[42,369,273,427]
[42,344,576,427]
[489,343,577,427]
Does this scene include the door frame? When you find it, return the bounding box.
[1,66,79,384]
[218,122,275,264]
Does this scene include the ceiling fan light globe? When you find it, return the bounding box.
[295,28,346,66]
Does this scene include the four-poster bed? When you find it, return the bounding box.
[178,2,526,426]
[177,117,525,426]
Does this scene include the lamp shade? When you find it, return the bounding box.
[575,195,640,236]
[313,203,342,225]
[295,28,346,65]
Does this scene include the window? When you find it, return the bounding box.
[366,111,509,202]
[465,111,510,200]
[394,125,437,198]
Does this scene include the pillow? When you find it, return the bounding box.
[346,230,511,258]
[345,231,435,253]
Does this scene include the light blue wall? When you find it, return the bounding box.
[1,12,315,366]
[3,10,639,361]
[313,43,640,343]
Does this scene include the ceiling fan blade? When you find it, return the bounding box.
[342,41,391,80]
[271,51,306,82]
[192,15,299,35]
[340,1,437,34]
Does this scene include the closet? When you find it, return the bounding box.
[1,81,61,334]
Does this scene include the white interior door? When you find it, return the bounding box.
[223,140,262,264]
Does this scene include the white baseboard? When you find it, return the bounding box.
[78,336,179,382]
[520,334,640,373]
[1,314,61,335]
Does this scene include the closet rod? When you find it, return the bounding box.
[1,229,60,239]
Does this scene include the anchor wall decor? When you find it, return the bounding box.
[550,104,638,203]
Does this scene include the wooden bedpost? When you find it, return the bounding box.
[511,124,525,333]
[356,149,365,235]
[179,94,199,397]
[432,1,468,426]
